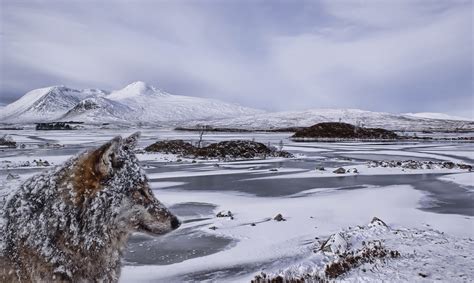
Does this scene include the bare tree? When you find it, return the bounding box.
[196,124,211,148]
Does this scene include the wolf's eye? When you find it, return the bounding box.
[111,156,124,169]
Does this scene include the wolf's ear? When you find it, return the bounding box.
[96,136,123,177]
[123,131,141,150]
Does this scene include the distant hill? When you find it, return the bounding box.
[191,108,473,132]
[404,112,472,121]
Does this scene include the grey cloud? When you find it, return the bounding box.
[0,0,472,117]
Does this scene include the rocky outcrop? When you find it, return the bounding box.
[368,160,473,171]
[0,135,16,148]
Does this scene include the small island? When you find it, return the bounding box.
[145,139,293,159]
[291,122,398,141]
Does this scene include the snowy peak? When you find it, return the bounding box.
[0,82,263,124]
[61,96,133,123]
[107,81,168,99]
[0,86,95,122]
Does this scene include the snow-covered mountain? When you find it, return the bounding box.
[190,108,473,131]
[404,112,473,121]
[0,86,108,123]
[0,82,263,124]
[1,82,472,131]
[61,96,134,123]
[105,81,263,122]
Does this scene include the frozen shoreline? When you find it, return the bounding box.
[121,184,474,282]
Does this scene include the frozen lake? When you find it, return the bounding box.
[1,128,473,282]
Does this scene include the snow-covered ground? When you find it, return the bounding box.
[0,128,472,282]
[439,172,474,191]
[189,108,474,131]
[405,112,473,121]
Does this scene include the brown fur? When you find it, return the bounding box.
[1,133,180,282]
[71,142,114,205]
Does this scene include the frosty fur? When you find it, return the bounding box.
[0,132,179,282]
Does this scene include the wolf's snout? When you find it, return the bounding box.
[170,216,181,229]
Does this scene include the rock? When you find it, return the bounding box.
[250,223,256,226]
[458,164,472,170]
[320,232,348,254]
[333,167,346,174]
[351,168,358,173]
[316,166,325,171]
[6,173,20,180]
[369,217,388,228]
[0,135,17,148]
[273,213,285,221]
[216,210,233,218]
[209,226,218,230]
[442,161,455,169]
[33,159,50,167]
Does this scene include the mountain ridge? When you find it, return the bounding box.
[1,82,472,131]
[0,82,264,124]
[187,108,473,131]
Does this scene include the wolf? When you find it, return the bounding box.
[0,132,180,282]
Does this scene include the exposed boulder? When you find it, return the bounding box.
[216,210,233,218]
[349,168,359,174]
[333,167,346,174]
[273,213,285,222]
[0,135,17,148]
[6,173,20,180]
[320,232,348,254]
[368,160,472,171]
[369,217,388,228]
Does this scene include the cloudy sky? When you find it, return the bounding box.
[0,0,472,117]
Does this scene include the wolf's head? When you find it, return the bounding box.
[71,132,180,236]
